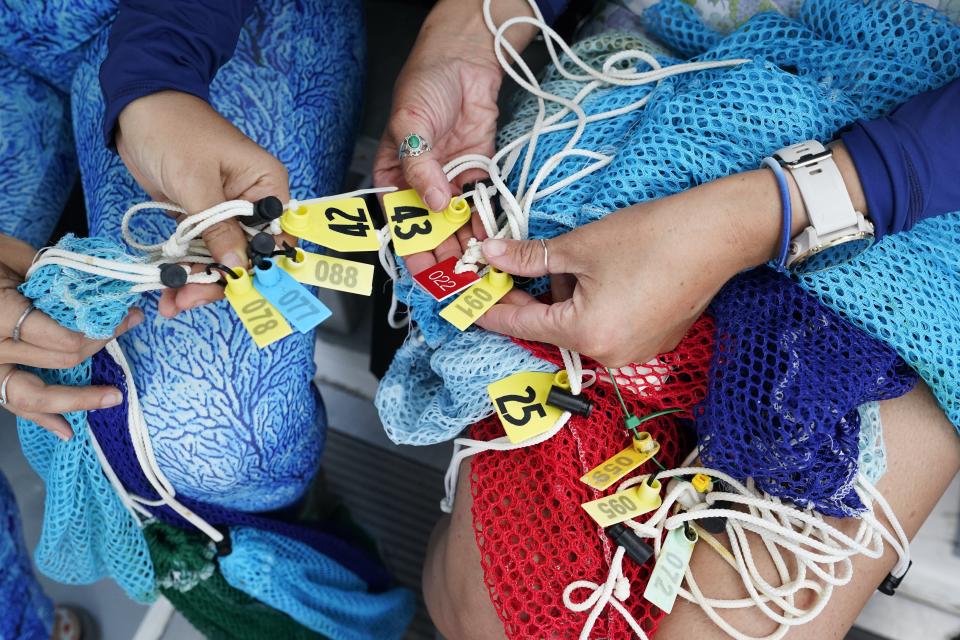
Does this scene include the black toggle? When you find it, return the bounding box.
[546,386,594,417]
[248,231,277,259]
[878,561,911,596]
[159,263,188,289]
[606,523,654,567]
[239,195,284,226]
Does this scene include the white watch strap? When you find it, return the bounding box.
[774,140,858,235]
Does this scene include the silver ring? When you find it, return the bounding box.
[12,304,34,343]
[398,133,431,160]
[0,369,15,406]
[540,238,549,272]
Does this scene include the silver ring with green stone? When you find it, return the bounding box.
[398,133,431,160]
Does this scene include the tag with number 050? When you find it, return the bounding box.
[439,269,513,331]
[223,268,292,348]
[383,189,471,256]
[279,197,380,252]
[487,371,566,443]
[643,525,698,613]
[580,437,661,491]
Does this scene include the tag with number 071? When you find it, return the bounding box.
[279,197,380,252]
[223,268,292,348]
[439,269,513,331]
[487,371,568,443]
[643,525,698,613]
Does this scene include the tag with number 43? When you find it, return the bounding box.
[383,189,471,256]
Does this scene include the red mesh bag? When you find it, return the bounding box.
[469,317,714,638]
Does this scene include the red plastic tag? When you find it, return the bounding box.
[413,256,480,301]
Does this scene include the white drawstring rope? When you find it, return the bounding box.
[562,447,911,640]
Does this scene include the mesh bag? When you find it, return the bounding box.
[698,269,917,516]
[145,522,324,640]
[857,402,886,485]
[219,528,414,640]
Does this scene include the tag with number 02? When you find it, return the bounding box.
[223,269,292,348]
[278,249,374,296]
[643,526,698,613]
[383,189,471,256]
[580,437,661,491]
[279,197,380,252]
[439,269,513,331]
[252,260,331,333]
[487,371,565,443]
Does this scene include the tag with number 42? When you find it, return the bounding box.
[279,197,380,252]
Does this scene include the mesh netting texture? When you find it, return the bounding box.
[469,360,696,639]
[377,0,960,448]
[88,350,397,595]
[145,521,324,640]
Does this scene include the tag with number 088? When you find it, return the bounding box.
[278,248,374,296]
[383,189,471,256]
[279,197,380,252]
[223,268,292,348]
[643,525,698,613]
[439,268,513,331]
[580,433,660,491]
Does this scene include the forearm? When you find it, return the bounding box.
[417,0,539,67]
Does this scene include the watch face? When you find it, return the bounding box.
[791,234,874,274]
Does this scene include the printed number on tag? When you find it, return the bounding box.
[252,262,331,334]
[224,273,292,348]
[413,256,480,301]
[383,189,471,256]
[279,250,374,296]
[580,437,660,491]
[487,372,563,443]
[279,197,380,252]
[439,269,513,331]
[643,526,698,613]
[581,480,663,527]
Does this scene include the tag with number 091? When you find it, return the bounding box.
[278,248,374,296]
[223,268,292,348]
[643,525,698,613]
[580,435,661,491]
[252,260,331,333]
[279,197,380,252]
[439,269,513,331]
[488,371,568,443]
[383,189,471,256]
[580,478,663,527]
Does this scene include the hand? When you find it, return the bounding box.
[373,0,537,276]
[116,91,291,316]
[0,235,143,440]
[476,170,814,366]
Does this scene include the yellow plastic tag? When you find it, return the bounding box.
[223,268,292,348]
[488,370,570,443]
[278,248,374,296]
[439,268,513,331]
[581,478,663,527]
[643,525,698,613]
[383,189,471,256]
[580,433,661,491]
[279,197,380,252]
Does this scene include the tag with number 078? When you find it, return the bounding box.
[279,197,380,252]
[439,268,513,331]
[643,525,698,613]
[487,370,569,443]
[223,268,292,348]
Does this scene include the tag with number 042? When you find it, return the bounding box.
[580,434,661,491]
[487,371,568,443]
[279,197,380,252]
[252,260,331,333]
[643,525,698,613]
[439,268,513,331]
[278,248,374,296]
[383,189,471,256]
[223,268,292,348]
[580,477,663,527]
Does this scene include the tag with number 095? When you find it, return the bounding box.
[278,248,374,296]
[223,269,292,348]
[580,478,663,527]
[279,197,380,252]
[488,371,568,443]
[643,525,698,613]
[439,269,513,331]
[580,435,661,491]
[383,189,471,256]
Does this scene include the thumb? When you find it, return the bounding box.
[175,172,247,269]
[477,296,576,347]
[482,237,570,277]
[390,114,452,212]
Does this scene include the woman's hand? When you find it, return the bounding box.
[0,235,143,440]
[476,169,819,366]
[373,0,538,276]
[117,91,292,316]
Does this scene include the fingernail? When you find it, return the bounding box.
[127,310,144,328]
[189,299,214,310]
[102,389,123,408]
[57,430,72,442]
[223,252,245,269]
[483,239,507,257]
[425,188,449,212]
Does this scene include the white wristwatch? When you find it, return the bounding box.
[773,140,874,272]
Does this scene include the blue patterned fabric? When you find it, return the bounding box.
[0,472,55,640]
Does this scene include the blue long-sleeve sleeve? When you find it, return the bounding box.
[840,78,960,240]
[99,0,256,146]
